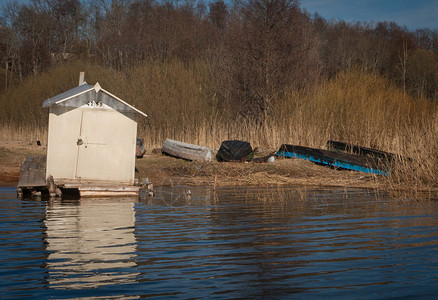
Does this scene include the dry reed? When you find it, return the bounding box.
[0,61,436,195]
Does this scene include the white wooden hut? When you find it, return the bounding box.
[42,80,147,189]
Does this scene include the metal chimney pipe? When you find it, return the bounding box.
[79,72,85,86]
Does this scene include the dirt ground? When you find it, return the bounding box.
[135,150,384,190]
[0,139,383,190]
[0,140,47,187]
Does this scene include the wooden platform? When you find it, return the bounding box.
[60,181,141,197]
[17,156,144,198]
[17,156,47,188]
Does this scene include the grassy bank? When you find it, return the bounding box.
[0,60,437,195]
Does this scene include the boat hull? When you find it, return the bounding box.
[162,139,214,162]
[276,144,390,176]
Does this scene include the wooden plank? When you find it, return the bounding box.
[276,144,390,176]
[78,186,140,192]
[62,181,141,197]
[79,190,139,197]
[32,169,47,186]
[29,157,40,170]
[37,156,47,169]
[162,139,214,162]
[17,170,30,187]
[77,185,140,197]
[18,169,46,187]
[61,180,135,188]
[18,156,47,188]
[20,156,33,172]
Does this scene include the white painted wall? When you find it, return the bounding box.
[46,106,82,180]
[46,105,137,184]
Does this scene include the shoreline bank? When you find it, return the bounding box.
[0,140,380,190]
[1,140,437,199]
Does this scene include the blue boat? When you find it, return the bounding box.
[276,144,390,176]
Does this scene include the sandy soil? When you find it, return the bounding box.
[0,140,46,187]
[0,139,382,190]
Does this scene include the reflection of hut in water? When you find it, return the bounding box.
[44,198,138,289]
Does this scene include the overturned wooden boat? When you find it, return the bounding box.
[162,139,214,162]
[276,144,390,175]
[327,140,396,161]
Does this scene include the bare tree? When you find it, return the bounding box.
[227,0,320,121]
[0,1,26,85]
[406,49,438,100]
[13,2,52,76]
[46,0,83,56]
[209,0,228,31]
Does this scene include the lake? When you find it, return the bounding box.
[1,185,438,299]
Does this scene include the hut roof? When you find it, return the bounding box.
[42,82,147,117]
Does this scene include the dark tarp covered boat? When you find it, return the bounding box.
[216,140,254,162]
[276,144,390,175]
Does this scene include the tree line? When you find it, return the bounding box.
[1,0,437,121]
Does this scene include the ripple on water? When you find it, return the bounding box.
[1,186,438,298]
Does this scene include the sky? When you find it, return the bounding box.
[9,0,438,30]
[300,0,438,30]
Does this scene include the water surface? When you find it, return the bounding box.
[1,186,438,298]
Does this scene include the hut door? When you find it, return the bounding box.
[75,110,110,180]
[75,109,135,182]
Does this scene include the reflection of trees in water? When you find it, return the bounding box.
[203,187,311,297]
[147,186,212,207]
[201,187,438,298]
[44,198,139,289]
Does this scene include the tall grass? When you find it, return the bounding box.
[0,60,436,191]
